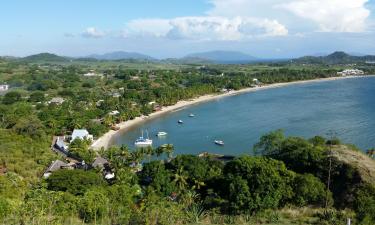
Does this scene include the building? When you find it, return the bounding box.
[92,157,109,169]
[43,160,70,178]
[0,84,9,91]
[54,137,68,153]
[337,69,365,76]
[48,97,65,105]
[109,110,120,116]
[71,129,93,142]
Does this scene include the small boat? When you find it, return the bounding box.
[156,131,167,136]
[214,140,225,146]
[189,113,195,117]
[135,130,153,146]
[178,120,184,124]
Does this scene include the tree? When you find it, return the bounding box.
[29,91,45,102]
[292,173,330,207]
[13,116,45,138]
[47,170,105,195]
[139,161,176,196]
[2,91,22,105]
[173,167,188,192]
[353,184,375,224]
[253,129,285,156]
[78,188,109,223]
[223,156,295,213]
[69,138,95,163]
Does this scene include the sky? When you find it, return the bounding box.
[1,0,375,58]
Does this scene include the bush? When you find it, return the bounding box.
[293,173,330,207]
[354,184,375,224]
[47,170,105,195]
[223,156,295,213]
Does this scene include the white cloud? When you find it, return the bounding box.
[279,0,370,32]
[125,16,288,41]
[82,27,106,38]
[208,0,371,33]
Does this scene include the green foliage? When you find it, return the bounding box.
[139,161,176,196]
[254,130,326,175]
[12,115,45,138]
[68,138,95,163]
[223,156,295,213]
[2,91,22,105]
[78,188,109,223]
[353,184,375,224]
[46,170,105,195]
[292,173,330,207]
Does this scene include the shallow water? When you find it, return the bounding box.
[113,77,375,155]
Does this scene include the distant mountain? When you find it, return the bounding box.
[184,51,258,64]
[294,51,375,64]
[86,51,155,61]
[21,53,71,62]
[163,57,213,65]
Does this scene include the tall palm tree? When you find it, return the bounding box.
[173,167,188,192]
[164,144,174,160]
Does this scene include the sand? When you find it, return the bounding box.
[91,75,370,150]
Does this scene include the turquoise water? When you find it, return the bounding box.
[113,77,375,155]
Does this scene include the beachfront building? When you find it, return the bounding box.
[109,110,120,116]
[337,69,364,76]
[71,129,93,142]
[0,84,9,91]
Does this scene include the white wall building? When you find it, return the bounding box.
[71,129,93,142]
[0,84,9,91]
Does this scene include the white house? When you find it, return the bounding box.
[109,110,120,116]
[0,84,9,91]
[71,129,93,142]
[48,97,65,105]
[337,69,364,76]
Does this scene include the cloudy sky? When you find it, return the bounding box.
[1,0,375,58]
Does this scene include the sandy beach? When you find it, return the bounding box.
[91,75,370,150]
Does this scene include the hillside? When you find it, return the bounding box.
[295,51,375,64]
[332,145,375,184]
[21,53,71,63]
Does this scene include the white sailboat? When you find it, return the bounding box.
[135,130,153,146]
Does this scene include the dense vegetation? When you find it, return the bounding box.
[0,60,374,224]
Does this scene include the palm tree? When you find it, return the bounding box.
[164,144,174,160]
[192,179,206,190]
[173,167,188,192]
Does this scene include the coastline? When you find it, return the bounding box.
[91,75,370,150]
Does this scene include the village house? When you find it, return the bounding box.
[43,160,71,178]
[109,110,120,116]
[0,84,9,91]
[54,136,69,153]
[337,69,364,76]
[48,97,65,105]
[71,129,93,143]
[83,70,103,77]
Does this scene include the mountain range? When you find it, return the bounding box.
[4,51,375,64]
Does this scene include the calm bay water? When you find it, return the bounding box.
[113,77,375,155]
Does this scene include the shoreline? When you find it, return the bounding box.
[91,75,371,150]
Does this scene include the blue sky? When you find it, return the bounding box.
[1,0,375,58]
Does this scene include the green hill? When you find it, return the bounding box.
[21,53,71,63]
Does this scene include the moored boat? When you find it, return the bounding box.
[135,130,153,146]
[214,140,224,146]
[156,131,167,136]
[178,120,184,124]
[189,113,195,117]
